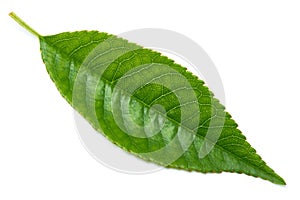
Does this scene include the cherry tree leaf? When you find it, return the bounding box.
[10,12,285,185]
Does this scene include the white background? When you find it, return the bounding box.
[0,0,299,199]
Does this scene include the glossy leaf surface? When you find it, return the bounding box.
[10,12,285,185]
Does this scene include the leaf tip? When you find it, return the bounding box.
[276,177,287,186]
[270,172,286,186]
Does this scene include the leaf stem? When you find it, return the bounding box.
[9,12,41,38]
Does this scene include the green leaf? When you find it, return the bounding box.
[10,12,285,185]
